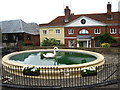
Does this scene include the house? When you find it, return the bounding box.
[39,2,120,48]
[0,19,40,47]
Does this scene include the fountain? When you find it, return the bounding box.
[2,48,105,78]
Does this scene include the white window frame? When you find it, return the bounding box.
[42,30,47,35]
[68,40,75,48]
[110,28,116,34]
[56,29,60,34]
[94,28,101,34]
[79,29,89,34]
[68,29,74,34]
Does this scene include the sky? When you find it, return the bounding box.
[0,0,120,24]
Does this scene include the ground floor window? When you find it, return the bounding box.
[56,40,61,44]
[94,40,100,47]
[68,40,75,48]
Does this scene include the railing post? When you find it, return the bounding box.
[116,62,120,90]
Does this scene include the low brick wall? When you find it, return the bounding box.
[78,48,120,54]
[20,46,120,54]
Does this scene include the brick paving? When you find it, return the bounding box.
[97,52,119,89]
[103,53,119,64]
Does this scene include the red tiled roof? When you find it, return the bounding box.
[39,12,120,27]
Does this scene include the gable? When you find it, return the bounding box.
[65,16,106,27]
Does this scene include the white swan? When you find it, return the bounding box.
[43,47,58,58]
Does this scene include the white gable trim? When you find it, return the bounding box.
[64,16,106,27]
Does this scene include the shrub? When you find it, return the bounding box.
[101,43,110,48]
[94,32,116,44]
[41,38,60,46]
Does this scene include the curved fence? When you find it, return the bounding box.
[1,63,120,89]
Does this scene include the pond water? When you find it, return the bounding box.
[10,51,97,66]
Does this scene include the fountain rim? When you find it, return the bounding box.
[2,49,105,68]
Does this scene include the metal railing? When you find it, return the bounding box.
[1,63,119,89]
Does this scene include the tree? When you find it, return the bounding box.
[41,38,60,46]
[94,32,117,44]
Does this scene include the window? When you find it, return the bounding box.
[2,34,8,40]
[94,28,101,34]
[26,35,31,40]
[68,40,75,48]
[110,28,116,34]
[64,19,69,22]
[81,19,86,24]
[43,30,47,34]
[56,40,61,44]
[79,29,89,34]
[94,40,100,47]
[68,29,74,34]
[56,29,60,34]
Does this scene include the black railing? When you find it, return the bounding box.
[1,63,119,89]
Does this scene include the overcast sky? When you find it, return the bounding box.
[0,0,120,24]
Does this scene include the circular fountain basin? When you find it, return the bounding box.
[2,49,105,78]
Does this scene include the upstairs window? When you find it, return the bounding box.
[94,28,101,34]
[56,29,60,34]
[2,34,8,40]
[68,29,74,34]
[42,30,47,34]
[79,29,89,34]
[110,28,116,34]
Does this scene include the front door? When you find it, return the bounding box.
[77,40,91,48]
[82,41,87,47]
[79,41,87,48]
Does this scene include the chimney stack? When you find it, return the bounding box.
[107,2,112,19]
[64,6,71,22]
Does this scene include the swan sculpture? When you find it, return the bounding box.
[43,47,58,58]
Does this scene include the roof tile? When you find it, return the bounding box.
[39,12,120,27]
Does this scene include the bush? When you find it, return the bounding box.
[94,32,116,44]
[101,43,110,48]
[41,38,60,46]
